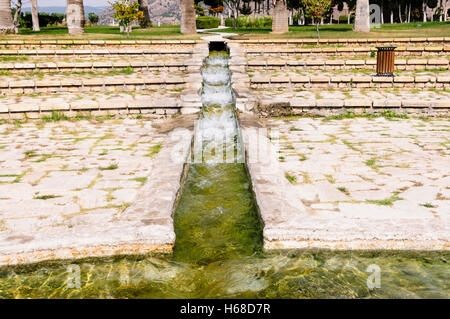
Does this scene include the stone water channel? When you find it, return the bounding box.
[0,45,448,299]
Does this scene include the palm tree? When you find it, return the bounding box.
[353,0,370,32]
[180,0,196,34]
[138,0,151,28]
[31,0,40,31]
[272,0,289,34]
[66,0,85,34]
[0,0,14,33]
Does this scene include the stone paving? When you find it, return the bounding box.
[243,116,450,250]
[0,117,193,265]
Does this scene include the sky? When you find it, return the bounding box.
[21,0,109,7]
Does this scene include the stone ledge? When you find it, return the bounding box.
[250,75,447,88]
[1,98,184,114]
[0,40,197,46]
[247,58,449,70]
[0,77,186,93]
[0,49,194,56]
[232,37,449,45]
[252,98,449,113]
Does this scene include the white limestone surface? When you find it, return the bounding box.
[0,118,193,265]
[242,116,450,250]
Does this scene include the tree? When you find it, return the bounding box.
[181,0,197,34]
[67,0,85,34]
[138,0,151,28]
[272,0,289,33]
[88,12,99,25]
[111,0,144,37]
[301,0,332,40]
[31,0,39,31]
[353,0,370,32]
[223,0,242,29]
[195,4,206,15]
[12,0,23,33]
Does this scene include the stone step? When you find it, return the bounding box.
[0,61,189,73]
[245,46,449,57]
[230,37,450,46]
[0,39,197,46]
[0,49,193,56]
[0,77,186,95]
[246,97,450,117]
[247,58,449,70]
[250,75,450,89]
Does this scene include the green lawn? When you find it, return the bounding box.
[0,25,202,40]
[220,21,450,39]
[0,22,448,41]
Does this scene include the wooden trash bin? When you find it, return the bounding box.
[376,47,396,76]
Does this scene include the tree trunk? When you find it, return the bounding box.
[272,0,289,33]
[380,1,384,24]
[180,0,196,34]
[390,10,393,23]
[398,4,403,23]
[138,0,151,28]
[315,22,320,42]
[31,0,40,31]
[444,0,448,22]
[354,0,370,32]
[423,1,427,22]
[408,3,411,23]
[0,0,14,33]
[13,0,22,34]
[66,0,85,34]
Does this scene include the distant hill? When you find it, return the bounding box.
[21,6,108,17]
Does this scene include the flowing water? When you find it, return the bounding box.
[173,51,263,265]
[0,50,448,299]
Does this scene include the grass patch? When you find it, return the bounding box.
[367,195,403,206]
[132,177,148,185]
[323,111,408,121]
[24,150,38,158]
[364,158,377,168]
[285,172,297,184]
[421,203,437,208]
[337,186,350,196]
[99,163,118,171]
[146,143,162,157]
[34,195,60,200]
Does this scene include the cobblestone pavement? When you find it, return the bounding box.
[0,117,193,264]
[244,116,450,250]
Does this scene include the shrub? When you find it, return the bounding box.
[196,16,220,29]
[225,16,272,28]
[88,13,99,25]
[195,5,205,16]
[339,14,355,23]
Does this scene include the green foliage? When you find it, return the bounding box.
[195,5,206,16]
[301,0,333,21]
[110,0,144,36]
[239,4,252,16]
[339,14,355,24]
[196,16,220,29]
[88,13,99,25]
[16,12,65,29]
[225,16,272,28]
